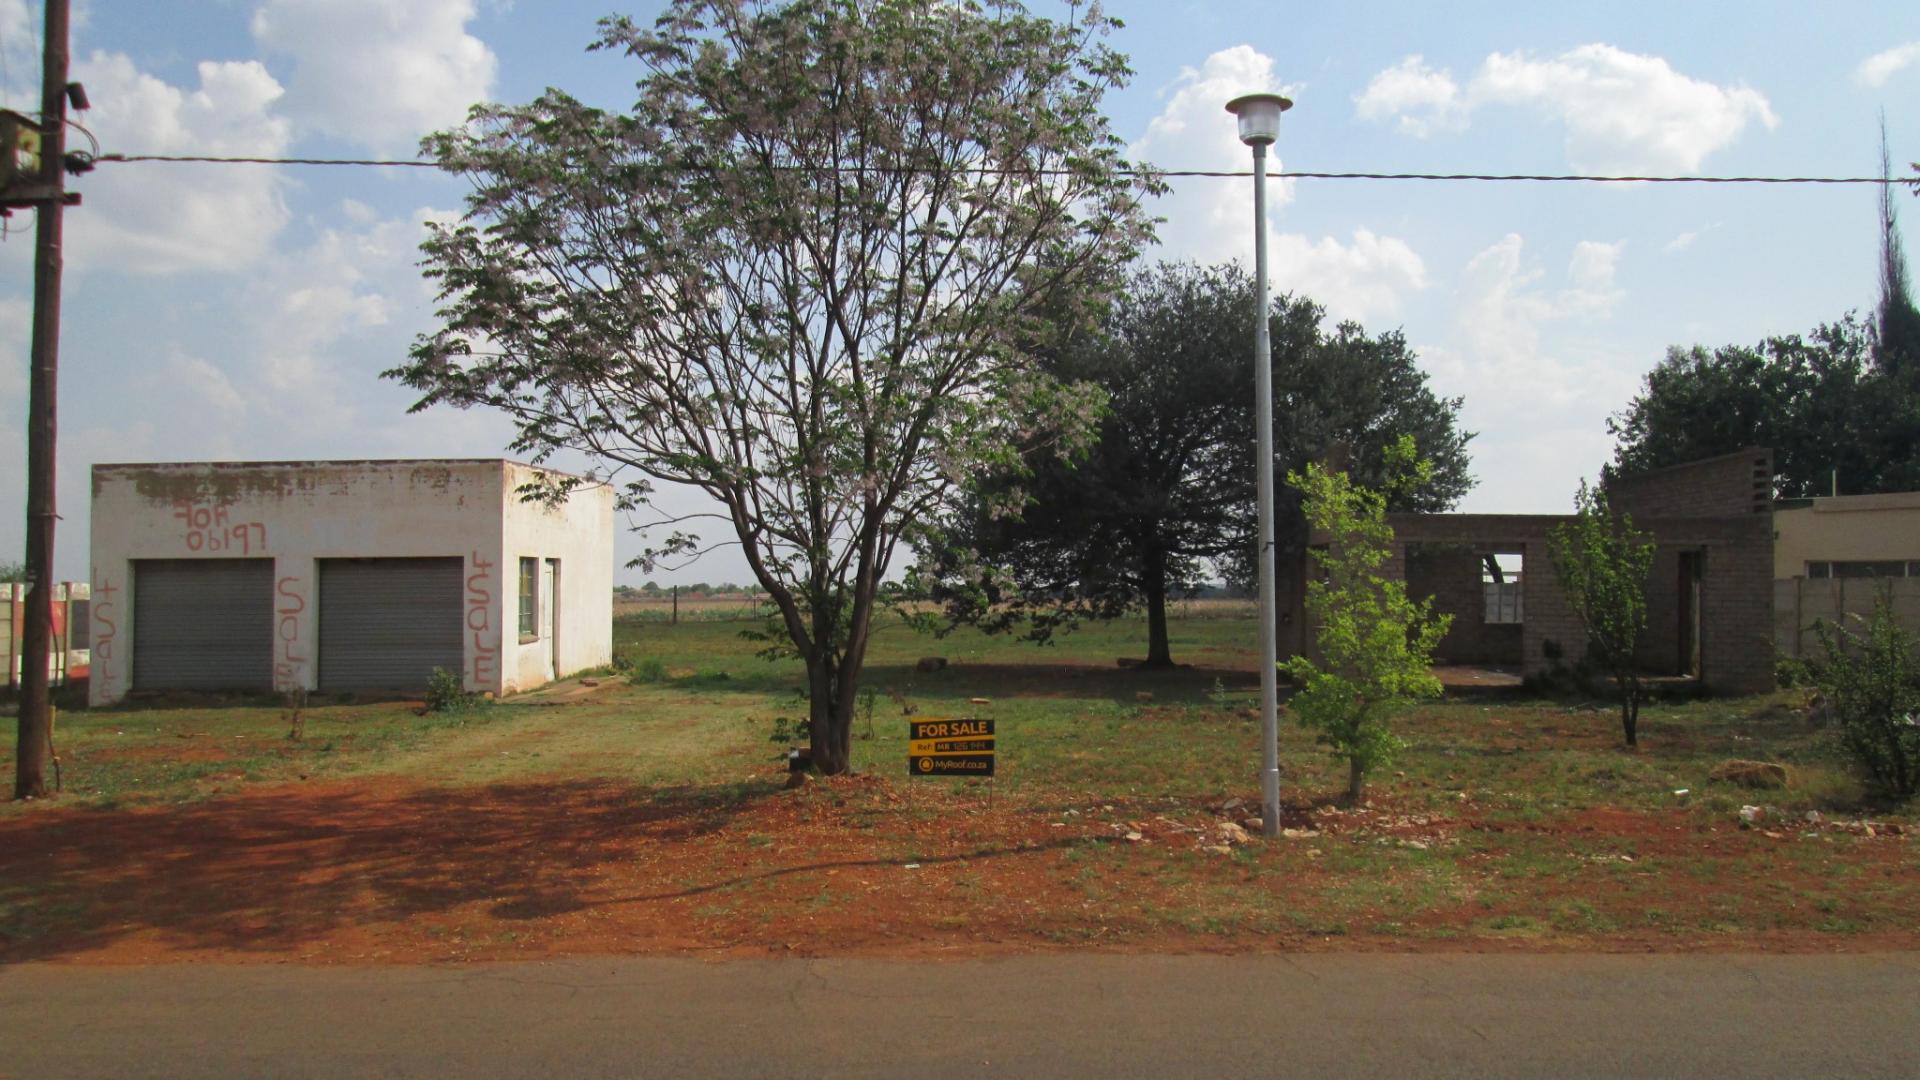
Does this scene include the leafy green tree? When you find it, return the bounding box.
[1608,319,1883,497]
[1547,482,1657,747]
[1813,586,1920,803]
[1232,295,1474,600]
[922,265,1471,668]
[0,561,25,584]
[1282,436,1451,802]
[921,262,1255,668]
[388,0,1156,774]
[1612,142,1920,494]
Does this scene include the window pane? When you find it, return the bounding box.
[519,557,537,637]
[1832,561,1907,579]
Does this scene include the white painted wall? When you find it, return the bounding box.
[500,461,614,692]
[88,460,612,705]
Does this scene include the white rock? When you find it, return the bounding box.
[1216,821,1252,845]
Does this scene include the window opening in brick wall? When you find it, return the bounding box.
[1483,553,1524,624]
[519,557,538,641]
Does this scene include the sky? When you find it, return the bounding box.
[2,0,1919,586]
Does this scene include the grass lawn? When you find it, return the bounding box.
[2,606,1916,963]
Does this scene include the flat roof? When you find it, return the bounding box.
[1776,490,1920,513]
[93,458,596,481]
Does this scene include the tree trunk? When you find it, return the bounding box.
[1140,544,1173,669]
[1347,757,1365,803]
[1143,585,1172,669]
[804,655,843,775]
[14,578,53,799]
[802,595,879,772]
[1619,674,1639,747]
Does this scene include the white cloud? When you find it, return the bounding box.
[1356,45,1778,173]
[252,0,496,153]
[0,0,31,102]
[1562,239,1624,317]
[244,208,434,414]
[1421,234,1642,509]
[164,352,247,415]
[1426,235,1633,405]
[1130,46,1429,322]
[1857,42,1920,87]
[1353,56,1464,136]
[1132,46,1299,263]
[1269,229,1427,324]
[66,51,292,273]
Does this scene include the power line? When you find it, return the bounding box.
[92,152,1920,186]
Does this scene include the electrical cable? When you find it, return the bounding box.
[91,152,1920,186]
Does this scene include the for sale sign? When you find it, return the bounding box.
[908,717,994,776]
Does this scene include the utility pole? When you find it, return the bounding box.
[14,0,72,800]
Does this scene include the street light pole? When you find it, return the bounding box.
[1225,91,1292,839]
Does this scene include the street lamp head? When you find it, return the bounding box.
[1225,92,1292,147]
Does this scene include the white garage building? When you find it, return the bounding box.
[88,459,613,706]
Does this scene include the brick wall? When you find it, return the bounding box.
[1639,547,1682,675]
[1387,503,1775,694]
[1404,542,1525,664]
[1609,448,1773,521]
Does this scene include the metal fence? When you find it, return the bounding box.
[1773,576,1920,658]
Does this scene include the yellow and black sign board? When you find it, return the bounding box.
[908,717,994,777]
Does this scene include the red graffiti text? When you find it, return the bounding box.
[466,552,497,686]
[92,570,119,699]
[174,501,268,555]
[274,576,307,690]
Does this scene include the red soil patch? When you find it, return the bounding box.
[1,777,1914,966]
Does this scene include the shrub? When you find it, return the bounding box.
[611,650,669,683]
[1775,654,1816,689]
[1546,482,1656,746]
[424,667,485,714]
[1813,589,1920,803]
[1283,436,1451,801]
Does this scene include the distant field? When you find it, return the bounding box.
[611,593,1260,622]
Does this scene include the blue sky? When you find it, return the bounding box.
[3,0,1919,586]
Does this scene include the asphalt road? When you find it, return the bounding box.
[5,953,1919,1078]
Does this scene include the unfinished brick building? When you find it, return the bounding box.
[1279,449,1776,695]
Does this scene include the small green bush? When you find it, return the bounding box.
[768,714,804,745]
[611,650,668,683]
[424,667,484,714]
[1813,591,1920,803]
[1775,654,1816,689]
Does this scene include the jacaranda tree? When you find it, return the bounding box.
[388,0,1158,774]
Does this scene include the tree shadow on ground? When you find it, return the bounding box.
[836,661,1263,706]
[0,778,775,964]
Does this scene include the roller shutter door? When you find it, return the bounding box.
[318,558,464,692]
[132,559,274,691]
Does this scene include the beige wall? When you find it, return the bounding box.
[1773,493,1920,579]
[88,459,612,705]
